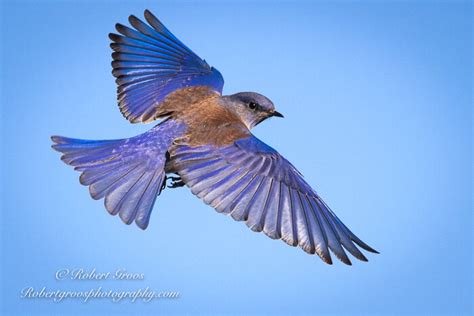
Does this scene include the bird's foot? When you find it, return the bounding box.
[167,175,185,188]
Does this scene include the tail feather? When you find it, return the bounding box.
[52,136,124,166]
[109,169,165,225]
[79,160,124,185]
[89,163,142,200]
[134,170,164,228]
[102,165,147,210]
[51,127,177,230]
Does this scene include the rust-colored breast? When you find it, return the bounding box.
[161,86,251,147]
[155,86,219,118]
[180,104,251,147]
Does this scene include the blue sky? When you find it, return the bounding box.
[1,1,472,315]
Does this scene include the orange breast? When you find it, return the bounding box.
[161,87,251,147]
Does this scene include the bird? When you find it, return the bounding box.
[51,9,378,265]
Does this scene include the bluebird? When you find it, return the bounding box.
[52,10,378,265]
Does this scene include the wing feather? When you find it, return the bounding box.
[280,183,298,247]
[110,10,224,123]
[228,175,262,221]
[170,135,377,264]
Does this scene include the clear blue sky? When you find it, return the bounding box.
[1,1,472,315]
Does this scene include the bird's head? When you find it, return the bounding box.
[222,92,284,129]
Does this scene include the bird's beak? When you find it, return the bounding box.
[271,110,284,118]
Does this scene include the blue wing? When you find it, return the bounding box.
[169,136,378,265]
[109,10,224,123]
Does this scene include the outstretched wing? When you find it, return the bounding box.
[109,10,224,123]
[169,136,378,265]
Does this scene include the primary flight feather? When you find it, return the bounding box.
[52,10,378,265]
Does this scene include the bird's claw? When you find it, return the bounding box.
[167,176,185,188]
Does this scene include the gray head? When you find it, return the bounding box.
[222,92,284,129]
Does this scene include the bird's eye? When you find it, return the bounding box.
[248,102,258,110]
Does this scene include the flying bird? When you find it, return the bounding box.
[52,10,378,265]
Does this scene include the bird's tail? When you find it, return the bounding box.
[51,121,185,229]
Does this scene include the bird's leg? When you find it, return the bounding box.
[160,178,167,192]
[166,175,185,188]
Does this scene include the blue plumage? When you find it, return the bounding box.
[110,9,224,123]
[169,136,377,264]
[52,10,377,265]
[52,119,186,229]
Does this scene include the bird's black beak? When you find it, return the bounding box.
[271,110,284,118]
